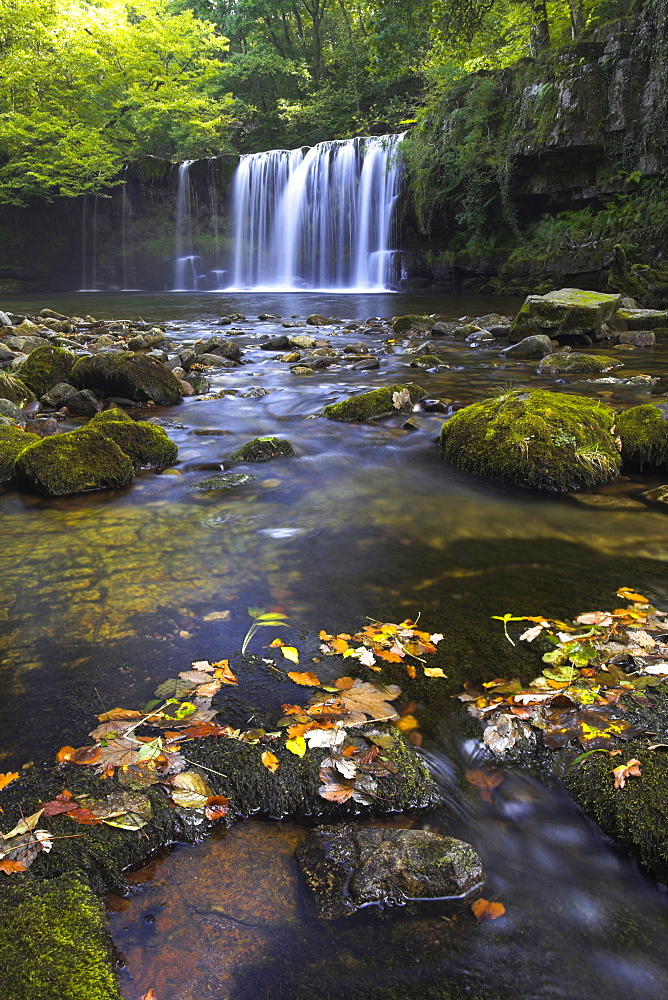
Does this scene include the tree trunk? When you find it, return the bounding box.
[569,0,586,38]
[529,0,550,54]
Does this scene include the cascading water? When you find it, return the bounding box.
[173,160,200,291]
[228,133,405,291]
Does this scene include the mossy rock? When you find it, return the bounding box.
[194,472,257,490]
[71,352,183,404]
[439,388,621,491]
[391,315,431,334]
[88,412,178,471]
[509,289,621,342]
[0,874,121,1000]
[616,403,668,470]
[616,308,668,332]
[86,407,131,425]
[0,371,35,406]
[15,428,135,495]
[0,425,39,482]
[323,383,427,422]
[18,345,76,397]
[537,351,623,374]
[230,436,296,462]
[409,355,443,368]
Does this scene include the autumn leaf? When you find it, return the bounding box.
[285,736,307,757]
[261,751,280,772]
[97,708,143,722]
[288,670,321,686]
[339,680,401,723]
[204,796,230,821]
[318,766,356,803]
[42,790,77,816]
[333,676,354,690]
[0,773,19,792]
[396,714,420,732]
[617,588,649,604]
[178,669,214,684]
[0,859,26,875]
[471,898,506,921]
[612,758,642,789]
[423,667,447,678]
[465,768,504,802]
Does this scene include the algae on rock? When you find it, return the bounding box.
[230,437,296,462]
[0,425,39,482]
[617,403,668,470]
[323,383,427,422]
[439,388,621,491]
[15,428,135,495]
[88,410,178,471]
[17,345,76,398]
[537,351,623,374]
[509,289,621,342]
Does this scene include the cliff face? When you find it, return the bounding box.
[400,5,668,293]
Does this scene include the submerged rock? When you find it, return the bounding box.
[439,388,621,491]
[193,473,257,490]
[616,403,668,470]
[230,437,296,462]
[537,351,623,374]
[509,289,621,342]
[71,352,183,405]
[409,355,444,368]
[323,383,427,422]
[17,345,76,397]
[15,428,135,495]
[297,825,484,918]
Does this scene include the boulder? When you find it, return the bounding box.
[616,403,668,470]
[502,334,554,359]
[71,352,183,405]
[440,388,621,491]
[193,336,241,361]
[409,355,444,368]
[0,399,26,426]
[18,345,76,397]
[0,425,39,481]
[87,410,178,471]
[230,437,295,462]
[15,428,135,495]
[323,383,427,422]
[0,371,35,406]
[616,308,668,333]
[40,382,78,408]
[127,329,165,351]
[260,335,290,351]
[391,315,431,334]
[12,319,45,337]
[297,826,484,918]
[537,351,623,374]
[509,289,621,342]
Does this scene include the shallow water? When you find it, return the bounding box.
[3,290,668,998]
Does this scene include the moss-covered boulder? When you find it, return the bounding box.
[409,355,444,368]
[391,315,431,334]
[0,875,121,1000]
[616,403,668,470]
[15,428,135,495]
[537,351,623,374]
[17,345,76,397]
[0,425,39,481]
[0,399,25,426]
[616,308,668,332]
[0,371,35,406]
[297,826,484,918]
[509,289,621,342]
[230,436,295,462]
[71,352,183,404]
[439,388,621,491]
[88,411,178,471]
[323,383,427,422]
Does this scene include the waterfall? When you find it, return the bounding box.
[80,193,98,291]
[173,160,199,290]
[120,167,137,290]
[228,133,405,291]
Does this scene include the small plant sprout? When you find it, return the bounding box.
[241,607,288,655]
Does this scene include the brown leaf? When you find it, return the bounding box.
[471,898,506,921]
[612,758,642,789]
[261,751,280,772]
[465,768,504,802]
[140,991,157,1000]
[0,859,26,875]
[204,796,230,821]
[212,660,237,684]
[42,790,76,816]
[333,676,355,690]
[338,680,401,723]
[181,722,236,739]
[57,745,103,767]
[0,772,19,792]
[318,767,355,803]
[96,708,143,722]
[94,738,142,770]
[194,680,221,699]
[287,671,321,687]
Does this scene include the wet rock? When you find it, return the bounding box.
[342,342,368,354]
[616,309,668,333]
[0,399,25,426]
[466,330,495,344]
[409,355,443,368]
[616,403,668,470]
[92,334,119,348]
[306,314,330,326]
[178,349,198,370]
[509,289,622,342]
[258,313,280,320]
[619,330,656,347]
[280,352,301,363]
[290,366,314,376]
[641,485,668,505]
[71,352,184,405]
[391,315,431,334]
[0,425,39,481]
[440,388,621,491]
[193,336,242,361]
[402,418,420,430]
[127,329,165,351]
[537,351,623,374]
[431,321,457,336]
[261,335,290,350]
[289,335,318,349]
[17,346,77,397]
[241,386,270,398]
[297,825,484,918]
[502,334,554,359]
[0,371,35,406]
[351,358,380,370]
[323,383,427,422]
[451,323,482,340]
[5,335,51,353]
[230,437,295,462]
[185,374,211,394]
[24,417,60,438]
[179,380,195,396]
[194,473,257,490]
[87,409,178,471]
[15,427,135,495]
[64,390,103,416]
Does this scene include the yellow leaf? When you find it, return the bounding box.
[281,646,300,664]
[261,751,280,772]
[287,670,321,686]
[396,715,420,732]
[616,587,649,604]
[270,638,285,647]
[0,773,19,793]
[423,667,448,678]
[285,736,307,757]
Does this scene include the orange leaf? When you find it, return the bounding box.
[396,715,419,732]
[261,751,280,772]
[287,671,321,687]
[616,588,649,604]
[286,722,317,739]
[0,772,19,792]
[212,660,237,684]
[96,708,143,722]
[377,650,403,663]
[612,758,642,789]
[280,704,306,715]
[465,768,504,802]
[333,676,354,690]
[331,637,350,654]
[68,807,103,825]
[140,991,157,1000]
[55,746,76,763]
[319,630,334,641]
[57,745,102,766]
[471,898,506,921]
[0,860,26,875]
[269,638,285,647]
[204,795,230,821]
[405,663,417,679]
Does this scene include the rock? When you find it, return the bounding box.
[440,388,622,491]
[197,354,238,368]
[257,313,280,320]
[451,323,482,339]
[180,380,195,396]
[0,371,35,406]
[24,417,60,437]
[280,352,301,363]
[61,390,102,416]
[466,330,495,344]
[194,473,258,490]
[0,310,12,326]
[13,319,44,337]
[297,826,484,919]
[351,358,380,370]
[87,409,178,471]
[616,403,668,470]
[306,314,331,326]
[193,336,242,361]
[607,244,668,309]
[502,334,554,359]
[409,355,443,368]
[127,329,165,351]
[241,386,270,398]
[230,437,295,462]
[323,383,427,422]
[185,374,211,394]
[93,334,119,347]
[17,345,76,397]
[619,330,656,347]
[15,427,135,495]
[290,366,314,376]
[289,335,318,349]
[431,321,457,336]
[170,366,186,380]
[0,425,40,481]
[0,399,25,426]
[38,308,68,320]
[641,485,668,505]
[4,335,51,353]
[40,382,78,407]
[71,352,184,405]
[178,349,198,370]
[616,308,668,333]
[261,335,290,350]
[0,343,19,362]
[509,288,622,342]
[391,315,431,334]
[537,351,623,374]
[342,342,368,354]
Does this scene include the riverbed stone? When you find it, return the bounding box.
[230,436,295,462]
[193,336,241,361]
[0,398,26,426]
[439,388,621,491]
[616,403,668,470]
[87,410,178,471]
[410,355,444,368]
[323,383,427,422]
[127,329,165,351]
[71,352,184,404]
[0,425,40,481]
[297,825,484,918]
[509,289,622,342]
[0,370,35,406]
[537,351,623,374]
[5,335,51,353]
[616,308,668,333]
[15,427,135,495]
[185,374,211,394]
[261,335,290,350]
[502,334,554,359]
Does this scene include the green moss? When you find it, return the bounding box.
[230,436,296,462]
[616,404,668,470]
[0,371,35,406]
[439,388,621,491]
[15,428,135,495]
[0,425,39,481]
[88,418,178,471]
[409,355,443,368]
[71,352,183,405]
[87,407,132,425]
[391,315,432,334]
[537,351,623,374]
[17,345,76,397]
[323,383,427,423]
[0,875,121,1000]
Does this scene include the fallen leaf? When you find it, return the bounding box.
[42,790,77,816]
[0,773,19,792]
[396,714,420,732]
[191,660,215,672]
[285,736,307,757]
[178,670,214,684]
[204,796,230,821]
[471,898,506,921]
[423,667,447,678]
[288,670,320,686]
[0,859,25,875]
[334,676,355,690]
[338,679,401,723]
[194,680,221,699]
[465,768,504,802]
[97,708,143,722]
[318,766,355,802]
[2,809,45,841]
[281,646,300,664]
[612,758,642,789]
[261,751,280,772]
[617,588,649,604]
[171,771,214,798]
[304,728,346,749]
